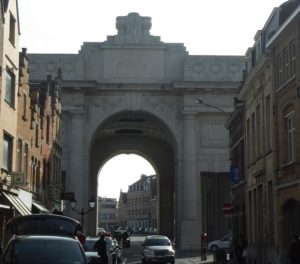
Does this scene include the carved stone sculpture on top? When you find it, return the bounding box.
[106,12,161,44]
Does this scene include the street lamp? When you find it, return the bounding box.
[71,196,96,229]
[194,98,230,119]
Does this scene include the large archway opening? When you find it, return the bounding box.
[88,111,177,240]
[97,153,156,232]
[98,153,156,199]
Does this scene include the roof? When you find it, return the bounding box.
[6,214,82,236]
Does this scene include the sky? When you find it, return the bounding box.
[98,154,155,199]
[18,0,286,55]
[17,0,286,199]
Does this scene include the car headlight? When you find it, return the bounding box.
[143,249,155,256]
[168,250,175,256]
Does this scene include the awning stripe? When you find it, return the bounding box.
[2,192,31,215]
[0,204,10,209]
[32,202,51,213]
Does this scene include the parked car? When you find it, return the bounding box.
[97,227,106,235]
[4,213,82,237]
[85,236,123,264]
[1,214,89,264]
[207,233,232,252]
[141,235,175,264]
[1,235,88,264]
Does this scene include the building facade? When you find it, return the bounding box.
[229,1,300,263]
[0,0,20,185]
[126,175,157,231]
[0,0,63,246]
[17,48,63,212]
[225,98,246,242]
[117,191,127,228]
[98,197,118,232]
[267,1,300,263]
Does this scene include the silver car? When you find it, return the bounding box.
[141,235,175,264]
[207,233,232,252]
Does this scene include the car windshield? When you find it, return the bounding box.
[7,217,80,237]
[85,237,113,251]
[145,238,171,246]
[85,239,97,251]
[6,239,85,264]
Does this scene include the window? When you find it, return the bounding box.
[256,104,261,155]
[251,113,256,160]
[35,124,39,147]
[24,143,28,180]
[46,115,50,144]
[2,134,13,172]
[9,13,16,46]
[17,139,23,172]
[283,47,290,83]
[290,40,296,78]
[285,112,295,162]
[277,53,283,87]
[246,119,251,164]
[265,96,271,150]
[5,69,15,106]
[22,94,27,120]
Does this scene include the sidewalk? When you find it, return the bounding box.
[176,250,232,264]
[176,250,214,263]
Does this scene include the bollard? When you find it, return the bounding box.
[200,233,207,260]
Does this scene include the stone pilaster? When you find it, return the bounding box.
[68,111,86,208]
[182,112,199,218]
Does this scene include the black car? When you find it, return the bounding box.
[1,235,89,264]
[1,214,89,264]
[113,230,130,248]
[5,213,82,237]
[85,236,123,264]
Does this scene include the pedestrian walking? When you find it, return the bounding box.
[94,234,108,264]
[288,235,300,264]
[234,234,248,264]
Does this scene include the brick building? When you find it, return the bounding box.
[227,1,300,263]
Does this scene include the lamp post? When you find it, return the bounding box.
[71,196,96,230]
[194,98,230,119]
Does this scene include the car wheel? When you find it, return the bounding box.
[211,245,219,252]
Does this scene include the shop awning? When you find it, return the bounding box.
[2,192,31,215]
[32,202,51,213]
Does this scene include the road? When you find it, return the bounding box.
[121,235,214,264]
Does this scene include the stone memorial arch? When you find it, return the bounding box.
[28,12,244,249]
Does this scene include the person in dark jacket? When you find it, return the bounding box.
[94,234,108,264]
[234,234,248,264]
[288,235,300,264]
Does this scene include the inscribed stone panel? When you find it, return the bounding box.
[103,49,165,82]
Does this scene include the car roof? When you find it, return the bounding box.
[11,235,80,242]
[6,214,82,237]
[145,235,169,240]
